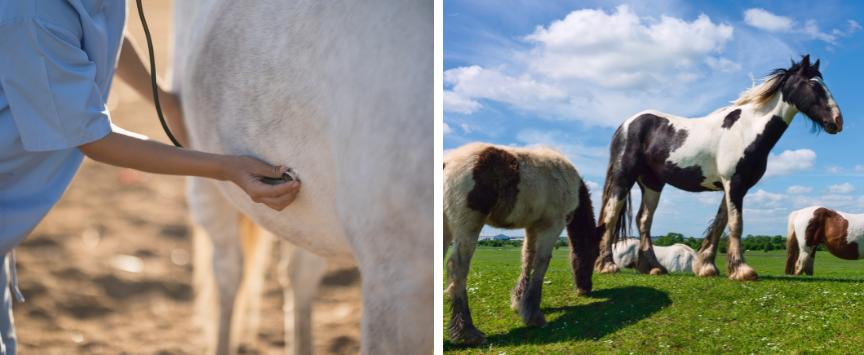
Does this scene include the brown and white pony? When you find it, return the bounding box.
[786,206,863,275]
[444,142,598,345]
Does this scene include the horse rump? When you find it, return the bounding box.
[567,182,599,295]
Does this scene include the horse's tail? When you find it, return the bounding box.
[785,210,799,275]
[598,152,632,246]
[568,181,600,295]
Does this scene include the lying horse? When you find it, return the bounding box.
[613,238,696,273]
[444,143,598,345]
[594,55,843,280]
[786,206,863,275]
[173,0,431,353]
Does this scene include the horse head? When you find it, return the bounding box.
[779,55,843,134]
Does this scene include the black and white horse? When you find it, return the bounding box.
[594,55,843,280]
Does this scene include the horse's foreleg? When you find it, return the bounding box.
[519,221,563,326]
[188,178,243,355]
[694,197,727,277]
[635,183,667,275]
[510,228,536,311]
[444,222,485,345]
[279,242,327,355]
[796,247,816,276]
[723,186,758,281]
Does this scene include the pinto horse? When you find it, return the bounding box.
[786,206,863,275]
[594,55,843,280]
[444,143,598,345]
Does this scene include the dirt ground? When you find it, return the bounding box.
[14,1,361,353]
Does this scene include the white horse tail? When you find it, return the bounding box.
[785,210,800,275]
[567,181,599,295]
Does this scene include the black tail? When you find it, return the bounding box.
[568,182,599,295]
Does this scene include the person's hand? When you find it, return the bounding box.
[222,156,301,211]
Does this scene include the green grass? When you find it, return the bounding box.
[444,246,864,353]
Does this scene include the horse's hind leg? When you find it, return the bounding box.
[511,228,536,311]
[279,241,327,355]
[518,221,565,326]
[595,177,636,273]
[635,182,667,275]
[444,217,485,344]
[693,197,727,277]
[188,178,243,355]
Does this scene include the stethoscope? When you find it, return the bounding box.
[134,0,296,185]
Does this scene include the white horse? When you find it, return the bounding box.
[172,1,431,354]
[786,206,864,275]
[612,238,696,273]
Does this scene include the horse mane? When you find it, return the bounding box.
[733,69,787,107]
[733,57,822,108]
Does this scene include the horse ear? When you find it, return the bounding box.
[813,59,820,71]
[801,54,811,69]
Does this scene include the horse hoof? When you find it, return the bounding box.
[525,314,547,327]
[649,267,665,275]
[451,327,486,345]
[576,287,591,296]
[697,266,718,277]
[729,266,758,281]
[596,263,619,274]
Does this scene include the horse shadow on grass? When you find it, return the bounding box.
[445,286,670,349]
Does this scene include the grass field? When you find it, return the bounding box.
[444,246,864,353]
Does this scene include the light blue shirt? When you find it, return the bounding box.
[0,0,125,253]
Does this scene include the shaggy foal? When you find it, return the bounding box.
[444,143,598,345]
[786,206,863,275]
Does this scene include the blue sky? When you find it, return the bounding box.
[444,0,864,237]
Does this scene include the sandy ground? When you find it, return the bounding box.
[15,1,361,353]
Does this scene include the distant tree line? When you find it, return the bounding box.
[478,232,798,252]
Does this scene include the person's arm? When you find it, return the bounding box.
[115,35,188,146]
[79,132,300,211]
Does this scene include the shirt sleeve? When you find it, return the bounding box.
[0,19,111,152]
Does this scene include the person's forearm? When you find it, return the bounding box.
[116,35,189,146]
[79,132,226,179]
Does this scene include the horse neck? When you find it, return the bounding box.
[753,92,798,124]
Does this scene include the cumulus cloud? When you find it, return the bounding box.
[765,149,816,177]
[444,5,740,126]
[523,6,733,88]
[828,182,855,194]
[443,122,452,135]
[514,129,609,178]
[747,189,786,207]
[742,8,860,44]
[744,8,793,32]
[786,185,813,194]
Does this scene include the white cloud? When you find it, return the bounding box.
[514,129,609,178]
[855,165,864,173]
[459,123,473,134]
[829,182,855,194]
[584,180,601,191]
[444,5,740,126]
[744,8,793,32]
[786,185,813,194]
[443,122,452,135]
[765,149,816,177]
[828,166,844,174]
[443,91,481,114]
[747,189,786,207]
[742,8,860,45]
[523,6,733,88]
